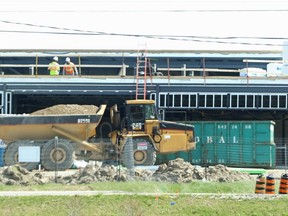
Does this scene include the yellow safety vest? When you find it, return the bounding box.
[48,61,60,76]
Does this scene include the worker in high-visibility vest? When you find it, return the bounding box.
[48,56,60,76]
[63,57,78,76]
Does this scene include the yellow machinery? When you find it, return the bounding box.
[0,100,195,170]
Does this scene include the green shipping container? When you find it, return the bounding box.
[156,121,276,168]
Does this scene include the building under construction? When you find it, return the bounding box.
[0,49,287,167]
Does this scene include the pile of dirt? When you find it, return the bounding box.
[46,159,254,185]
[152,158,254,183]
[31,104,99,115]
[57,160,253,184]
[0,159,254,185]
[0,165,50,186]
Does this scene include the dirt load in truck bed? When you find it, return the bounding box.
[31,104,99,115]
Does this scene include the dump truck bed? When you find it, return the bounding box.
[0,105,106,144]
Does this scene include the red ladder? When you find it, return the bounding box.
[135,44,148,100]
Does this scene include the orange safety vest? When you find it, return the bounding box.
[64,63,74,75]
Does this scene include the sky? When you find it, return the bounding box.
[0,0,287,52]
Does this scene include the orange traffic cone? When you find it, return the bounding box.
[255,175,265,194]
[265,175,275,194]
[279,173,288,194]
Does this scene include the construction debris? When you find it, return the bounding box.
[0,158,254,185]
[0,165,50,186]
[152,158,254,183]
[30,104,99,115]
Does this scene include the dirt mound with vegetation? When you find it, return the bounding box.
[0,159,254,185]
[0,165,50,186]
[31,104,99,115]
[152,158,254,183]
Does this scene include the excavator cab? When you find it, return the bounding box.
[124,100,158,132]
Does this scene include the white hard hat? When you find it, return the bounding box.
[53,56,58,62]
[65,57,70,62]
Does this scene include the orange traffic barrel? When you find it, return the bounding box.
[279,173,288,194]
[265,175,275,194]
[255,175,266,194]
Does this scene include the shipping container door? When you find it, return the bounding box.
[255,122,274,143]
[229,122,241,165]
[191,122,203,165]
[256,144,275,167]
[242,123,254,165]
[255,121,275,168]
[201,122,216,165]
[215,123,228,165]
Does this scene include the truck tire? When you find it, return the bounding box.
[122,138,156,166]
[4,141,39,171]
[41,139,74,171]
[122,137,134,169]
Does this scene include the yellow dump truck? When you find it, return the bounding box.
[0,99,195,171]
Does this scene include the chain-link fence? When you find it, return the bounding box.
[1,137,288,170]
[276,145,288,169]
[0,136,288,185]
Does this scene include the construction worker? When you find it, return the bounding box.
[63,57,78,76]
[48,56,60,76]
